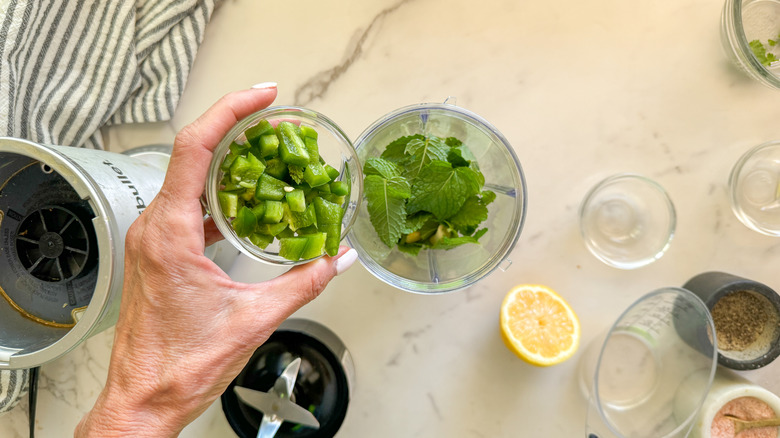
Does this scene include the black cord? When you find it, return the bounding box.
[28,367,39,438]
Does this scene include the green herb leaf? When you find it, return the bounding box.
[448,193,490,228]
[750,39,778,67]
[407,161,482,220]
[364,174,412,247]
[363,157,401,179]
[404,135,450,180]
[397,242,424,256]
[432,228,488,250]
[402,212,432,234]
[445,137,463,148]
[380,135,424,163]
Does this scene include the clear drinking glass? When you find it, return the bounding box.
[579,174,676,269]
[205,106,363,266]
[729,140,780,235]
[720,0,780,89]
[579,288,718,438]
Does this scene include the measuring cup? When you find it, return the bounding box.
[579,287,718,438]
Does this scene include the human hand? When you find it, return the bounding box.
[75,84,358,437]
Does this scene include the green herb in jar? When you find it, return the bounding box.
[362,134,496,256]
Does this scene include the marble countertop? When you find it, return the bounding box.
[4,0,780,436]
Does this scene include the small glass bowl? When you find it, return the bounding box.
[206,106,363,265]
[729,140,780,235]
[720,0,780,89]
[346,102,526,294]
[579,174,676,269]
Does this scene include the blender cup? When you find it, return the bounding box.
[579,287,718,438]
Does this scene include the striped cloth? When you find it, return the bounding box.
[0,0,218,414]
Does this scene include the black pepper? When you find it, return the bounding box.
[711,291,768,351]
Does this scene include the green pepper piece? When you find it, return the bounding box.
[279,236,307,260]
[303,161,330,187]
[250,203,266,222]
[324,164,340,181]
[300,125,318,140]
[323,193,346,205]
[286,188,306,212]
[248,233,274,249]
[259,134,279,158]
[330,181,349,196]
[283,202,316,231]
[304,137,320,162]
[276,121,310,167]
[218,191,241,218]
[255,174,288,201]
[229,153,266,185]
[320,224,341,257]
[301,233,326,259]
[262,200,284,223]
[220,152,238,172]
[245,120,275,147]
[277,227,295,238]
[295,225,319,235]
[231,206,256,238]
[256,222,288,236]
[313,197,343,256]
[264,157,288,180]
[229,141,250,155]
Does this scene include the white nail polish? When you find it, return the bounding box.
[251,82,277,89]
[335,249,358,275]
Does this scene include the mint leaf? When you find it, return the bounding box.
[363,157,401,179]
[750,39,778,66]
[448,194,489,228]
[402,212,432,234]
[432,228,488,250]
[404,135,450,180]
[447,147,471,167]
[407,161,482,220]
[364,174,411,247]
[481,190,496,205]
[397,242,424,256]
[445,137,463,148]
[380,135,423,163]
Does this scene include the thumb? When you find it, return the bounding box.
[261,246,358,307]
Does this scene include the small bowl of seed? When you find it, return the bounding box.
[683,272,780,370]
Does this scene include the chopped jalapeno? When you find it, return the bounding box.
[217,118,349,261]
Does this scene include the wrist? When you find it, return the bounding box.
[75,377,187,438]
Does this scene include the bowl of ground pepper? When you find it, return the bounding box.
[683,272,780,371]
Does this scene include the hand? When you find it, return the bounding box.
[75,84,358,437]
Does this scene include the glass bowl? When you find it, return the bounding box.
[729,140,780,235]
[579,174,676,269]
[346,102,526,294]
[721,0,780,89]
[206,106,363,265]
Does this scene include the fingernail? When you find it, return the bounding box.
[335,248,358,276]
[251,82,277,89]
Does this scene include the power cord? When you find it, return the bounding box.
[28,367,39,438]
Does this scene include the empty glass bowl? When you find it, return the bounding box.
[346,102,526,294]
[729,140,780,235]
[579,174,676,269]
[206,106,363,265]
[721,0,780,89]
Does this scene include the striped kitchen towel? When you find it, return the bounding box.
[0,0,218,149]
[0,0,219,415]
[0,368,28,416]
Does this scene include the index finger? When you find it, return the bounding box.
[160,84,278,204]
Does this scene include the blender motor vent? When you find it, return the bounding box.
[15,206,91,282]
